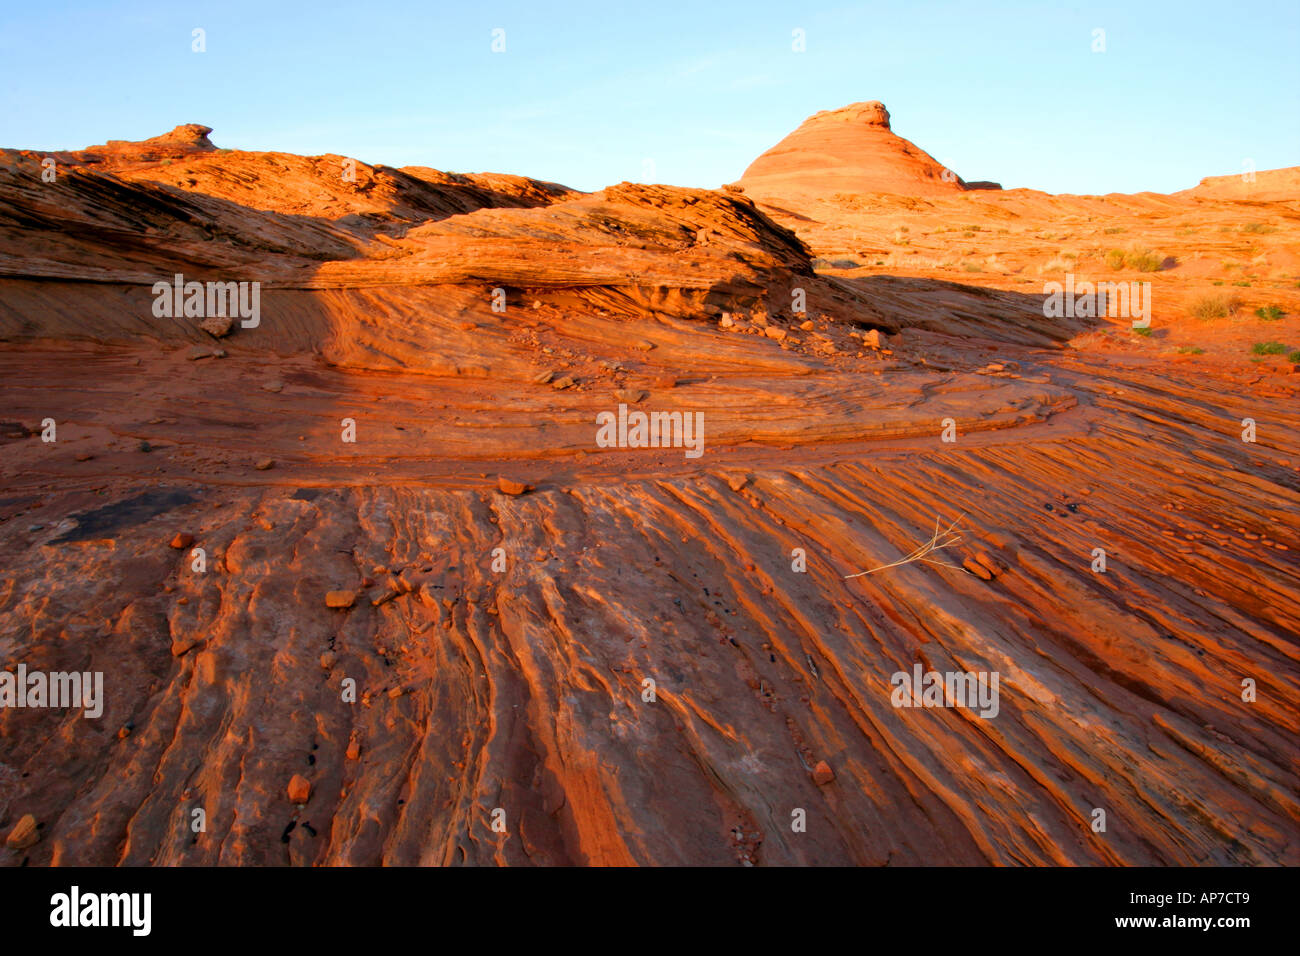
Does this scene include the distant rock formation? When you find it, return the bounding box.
[739,100,999,209]
[1178,166,1300,202]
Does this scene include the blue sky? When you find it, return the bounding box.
[2,0,1297,194]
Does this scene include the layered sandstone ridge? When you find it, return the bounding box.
[739,100,997,212]
[0,119,1297,867]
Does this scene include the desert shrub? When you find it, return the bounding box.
[1133,326,1153,337]
[1288,350,1300,364]
[1251,341,1287,355]
[1255,305,1286,320]
[1103,226,1125,235]
[1177,346,1204,355]
[1242,222,1275,234]
[1190,293,1241,320]
[1233,280,1252,287]
[963,262,984,272]
[1127,248,1166,272]
[1105,249,1126,270]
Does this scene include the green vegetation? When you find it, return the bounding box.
[1103,226,1126,235]
[1176,346,1204,355]
[1251,341,1288,355]
[1133,326,1153,337]
[1242,222,1276,234]
[1105,247,1167,272]
[1255,305,1286,321]
[1127,249,1166,272]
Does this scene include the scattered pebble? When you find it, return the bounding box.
[497,476,534,496]
[5,814,39,850]
[287,774,311,804]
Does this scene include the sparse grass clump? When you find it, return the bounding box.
[1190,293,1242,320]
[1233,280,1252,287]
[1127,248,1166,272]
[1255,305,1286,321]
[1133,326,1153,337]
[1176,346,1204,355]
[1106,249,1127,270]
[1103,226,1126,235]
[1242,222,1276,234]
[1251,341,1288,355]
[963,262,984,273]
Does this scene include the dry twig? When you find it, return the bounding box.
[844,513,968,578]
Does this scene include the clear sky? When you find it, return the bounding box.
[2,0,1297,194]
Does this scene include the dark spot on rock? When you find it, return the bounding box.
[53,488,199,543]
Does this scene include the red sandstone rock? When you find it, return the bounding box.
[6,814,38,850]
[497,476,533,495]
[0,118,1295,870]
[287,775,311,804]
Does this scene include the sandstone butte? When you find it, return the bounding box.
[0,106,1297,866]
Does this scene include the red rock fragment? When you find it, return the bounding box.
[287,774,311,804]
[497,476,534,495]
[6,814,38,850]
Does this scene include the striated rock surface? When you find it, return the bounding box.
[0,123,1297,867]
